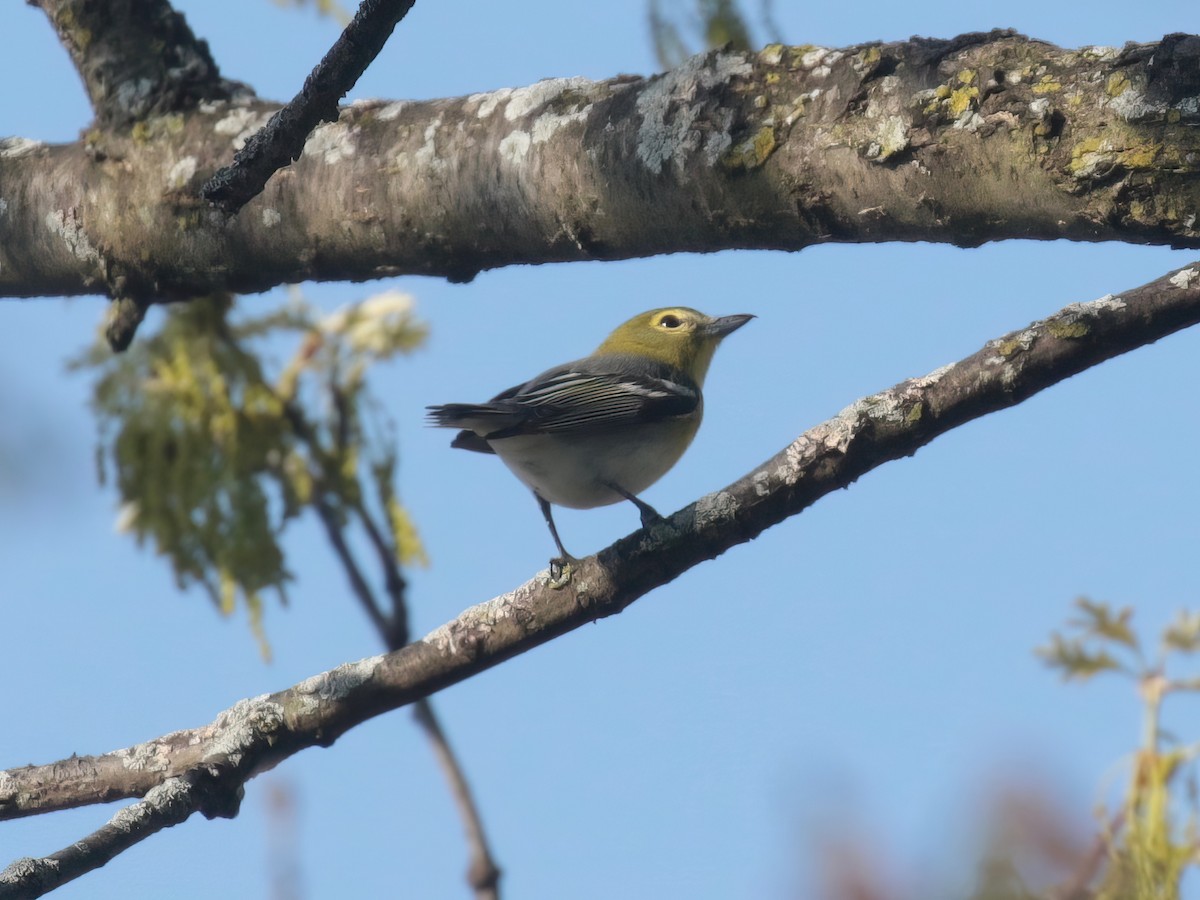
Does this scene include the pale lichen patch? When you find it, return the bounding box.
[1089,293,1126,312]
[45,209,100,264]
[909,363,955,390]
[990,328,1038,361]
[694,490,737,528]
[751,469,771,498]
[214,108,272,150]
[1108,87,1164,122]
[166,156,197,189]
[262,208,281,228]
[866,116,910,162]
[759,44,785,66]
[472,88,512,119]
[800,47,831,69]
[293,656,382,704]
[304,122,357,165]
[635,51,753,175]
[498,130,532,165]
[502,76,595,121]
[413,117,444,170]
[841,390,922,428]
[114,742,170,773]
[424,586,528,655]
[1170,268,1198,289]
[114,77,155,115]
[375,101,407,121]
[0,137,46,158]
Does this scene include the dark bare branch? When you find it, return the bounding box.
[4,260,1199,894]
[28,0,240,129]
[413,700,502,900]
[201,0,418,214]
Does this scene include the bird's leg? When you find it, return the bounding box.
[536,494,577,579]
[604,482,662,528]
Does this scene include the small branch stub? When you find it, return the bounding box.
[105,295,150,352]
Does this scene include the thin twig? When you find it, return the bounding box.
[290,390,500,896]
[311,491,393,639]
[348,495,410,646]
[414,700,502,900]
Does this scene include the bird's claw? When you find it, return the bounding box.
[548,556,575,588]
[639,510,663,528]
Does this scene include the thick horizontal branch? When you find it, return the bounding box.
[29,0,240,129]
[3,31,1199,300]
[3,259,1199,895]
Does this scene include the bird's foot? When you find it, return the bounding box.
[639,508,663,528]
[548,555,577,588]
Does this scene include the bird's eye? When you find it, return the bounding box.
[659,314,681,329]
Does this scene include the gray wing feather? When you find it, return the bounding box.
[427,354,700,441]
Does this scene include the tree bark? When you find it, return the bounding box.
[3,31,1198,302]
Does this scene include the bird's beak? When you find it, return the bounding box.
[705,314,755,337]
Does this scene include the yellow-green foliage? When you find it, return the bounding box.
[1036,599,1200,900]
[649,0,757,70]
[271,0,351,26]
[76,290,427,655]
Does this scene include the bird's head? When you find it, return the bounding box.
[596,307,754,384]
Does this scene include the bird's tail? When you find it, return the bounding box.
[426,403,515,429]
[426,403,517,454]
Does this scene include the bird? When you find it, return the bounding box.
[427,307,753,565]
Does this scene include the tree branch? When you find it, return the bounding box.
[281,401,498,895]
[311,488,396,641]
[28,0,239,129]
[201,0,418,214]
[413,700,502,900]
[4,260,1199,893]
[5,32,1199,300]
[1,767,244,899]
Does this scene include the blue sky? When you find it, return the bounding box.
[3,1,1200,898]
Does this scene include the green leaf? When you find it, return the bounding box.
[1071,597,1140,651]
[1163,610,1200,653]
[1036,634,1122,681]
[78,288,427,652]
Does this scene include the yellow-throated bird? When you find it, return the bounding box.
[427,307,753,562]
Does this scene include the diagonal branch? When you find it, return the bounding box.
[30,0,240,129]
[201,0,418,214]
[4,260,1200,895]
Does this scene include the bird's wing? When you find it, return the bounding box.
[427,357,700,444]
[496,366,699,436]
